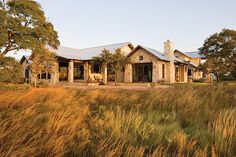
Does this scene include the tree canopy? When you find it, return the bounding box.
[30,45,56,86]
[199,29,236,80]
[0,56,22,83]
[0,0,60,56]
[93,48,130,83]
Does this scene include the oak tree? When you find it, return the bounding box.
[0,56,22,83]
[93,49,130,83]
[199,29,236,81]
[0,0,60,56]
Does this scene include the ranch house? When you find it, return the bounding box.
[20,40,206,84]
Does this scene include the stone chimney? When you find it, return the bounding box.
[164,40,175,83]
[164,39,174,59]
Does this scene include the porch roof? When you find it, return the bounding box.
[175,49,205,59]
[141,46,171,61]
[55,42,134,60]
[184,51,205,58]
[128,45,190,63]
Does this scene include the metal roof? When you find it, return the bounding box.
[55,42,133,60]
[184,51,205,58]
[173,56,188,64]
[129,45,192,65]
[138,45,171,61]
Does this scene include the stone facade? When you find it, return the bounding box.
[124,43,188,84]
[174,50,203,81]
[20,41,206,85]
[124,47,172,83]
[164,40,175,83]
[68,60,74,83]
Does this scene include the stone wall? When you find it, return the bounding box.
[164,40,175,83]
[51,61,59,85]
[124,64,132,82]
[190,58,201,66]
[68,60,74,83]
[124,48,170,83]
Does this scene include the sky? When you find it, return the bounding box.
[8,0,236,59]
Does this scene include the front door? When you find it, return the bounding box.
[133,63,152,82]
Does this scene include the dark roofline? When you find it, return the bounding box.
[174,49,193,58]
[19,55,30,64]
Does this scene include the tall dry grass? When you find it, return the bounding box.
[0,88,89,157]
[0,85,235,156]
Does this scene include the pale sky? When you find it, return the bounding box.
[8,0,236,59]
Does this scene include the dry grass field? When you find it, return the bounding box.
[0,84,235,157]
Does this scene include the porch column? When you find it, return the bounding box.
[183,65,188,82]
[169,61,175,83]
[84,62,92,82]
[152,62,159,82]
[124,64,132,82]
[51,61,59,85]
[84,62,89,82]
[102,65,107,84]
[68,60,74,83]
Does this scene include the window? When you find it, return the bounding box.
[38,72,51,79]
[74,63,84,79]
[91,62,101,73]
[162,64,165,79]
[139,56,144,61]
[25,68,30,78]
[188,69,192,76]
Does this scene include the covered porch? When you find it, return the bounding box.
[174,63,188,83]
[55,57,107,84]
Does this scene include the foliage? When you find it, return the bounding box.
[231,67,236,79]
[112,48,130,73]
[30,45,56,87]
[0,82,31,91]
[0,56,22,83]
[93,48,130,83]
[93,49,113,67]
[199,29,236,81]
[0,86,236,156]
[0,0,60,56]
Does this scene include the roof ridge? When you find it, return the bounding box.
[59,46,80,50]
[59,42,131,51]
[78,42,131,50]
[141,45,164,53]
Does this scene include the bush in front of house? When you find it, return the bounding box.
[0,57,23,83]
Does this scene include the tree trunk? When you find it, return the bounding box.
[32,75,37,87]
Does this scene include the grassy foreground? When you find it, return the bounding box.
[0,86,235,157]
